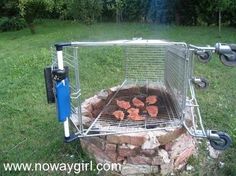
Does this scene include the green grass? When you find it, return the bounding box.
[0,20,236,175]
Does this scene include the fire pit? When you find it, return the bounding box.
[79,85,197,175]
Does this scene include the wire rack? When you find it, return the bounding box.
[125,46,166,81]
[86,82,181,134]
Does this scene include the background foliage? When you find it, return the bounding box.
[1,0,236,33]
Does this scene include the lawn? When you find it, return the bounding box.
[0,20,236,175]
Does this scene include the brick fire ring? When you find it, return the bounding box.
[80,85,197,175]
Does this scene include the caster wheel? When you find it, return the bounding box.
[194,78,209,89]
[209,132,232,150]
[196,51,212,63]
[220,54,236,67]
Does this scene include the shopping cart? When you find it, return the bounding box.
[44,39,236,150]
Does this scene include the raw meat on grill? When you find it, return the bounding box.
[132,97,145,108]
[128,113,145,121]
[127,108,144,121]
[116,100,131,110]
[112,110,125,120]
[146,105,158,117]
[146,95,158,105]
[127,107,139,114]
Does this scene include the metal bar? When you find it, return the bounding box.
[75,124,182,138]
[188,44,215,51]
[84,80,128,135]
[56,50,70,138]
[70,40,187,47]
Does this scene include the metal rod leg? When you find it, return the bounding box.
[56,46,71,140]
[64,118,70,138]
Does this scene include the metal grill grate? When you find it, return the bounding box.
[86,81,181,133]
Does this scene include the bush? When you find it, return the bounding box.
[123,0,148,22]
[0,17,26,32]
[19,0,49,34]
[68,0,102,24]
[0,0,19,17]
[101,0,175,24]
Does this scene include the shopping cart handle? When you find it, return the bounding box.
[215,43,236,67]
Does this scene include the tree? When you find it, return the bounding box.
[19,0,53,34]
[0,0,19,17]
[115,0,125,23]
[68,0,102,24]
[227,0,236,26]
[175,0,198,25]
[216,0,231,36]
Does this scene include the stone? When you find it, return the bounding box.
[121,164,151,175]
[80,140,109,163]
[83,97,95,107]
[160,162,173,175]
[107,135,129,144]
[82,115,93,127]
[140,149,156,157]
[110,86,120,92]
[186,164,194,171]
[207,143,221,159]
[142,131,162,150]
[92,109,101,118]
[118,145,136,157]
[106,152,117,162]
[127,144,139,150]
[169,134,195,160]
[102,105,118,116]
[174,146,195,167]
[117,156,126,163]
[175,161,186,170]
[128,87,141,95]
[146,130,167,138]
[89,95,105,110]
[100,135,107,140]
[81,137,105,150]
[107,134,146,146]
[97,89,110,100]
[157,127,186,145]
[164,142,173,151]
[128,155,152,165]
[152,156,163,165]
[158,149,170,164]
[219,161,225,169]
[151,165,159,173]
[81,109,93,118]
[130,135,146,146]
[141,133,160,150]
[102,171,121,176]
[81,103,93,113]
[105,143,117,152]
